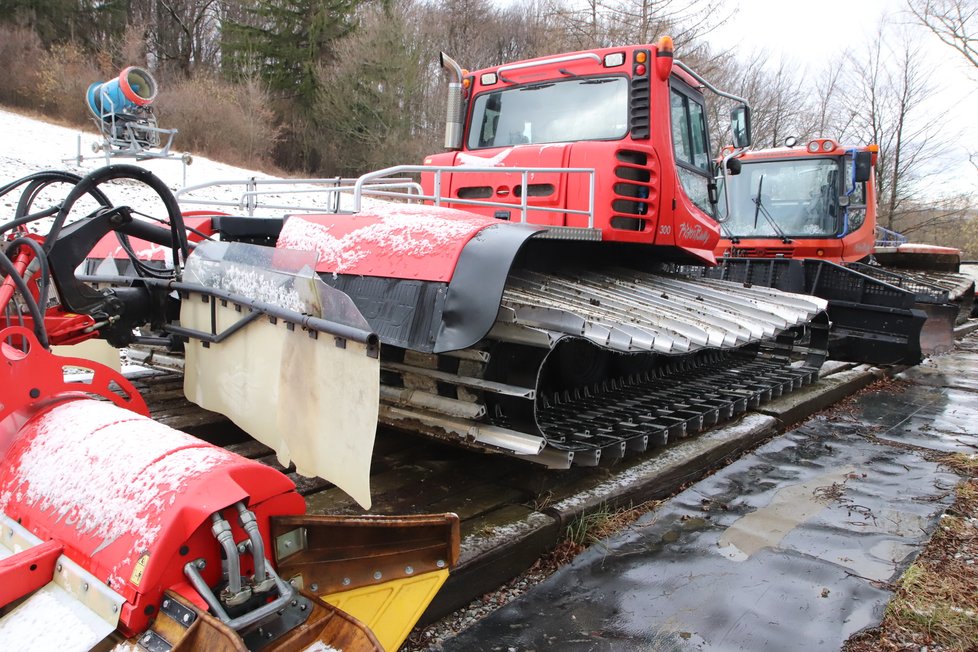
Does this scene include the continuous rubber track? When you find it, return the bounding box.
[379,269,830,468]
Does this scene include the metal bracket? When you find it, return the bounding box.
[160,594,197,629]
[137,629,172,652]
[274,527,307,562]
[2,515,125,628]
[241,595,314,651]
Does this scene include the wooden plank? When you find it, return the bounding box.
[422,504,559,623]
[287,472,332,496]
[224,440,275,459]
[423,482,526,521]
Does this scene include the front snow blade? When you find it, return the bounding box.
[916,302,958,356]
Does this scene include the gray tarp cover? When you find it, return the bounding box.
[442,337,978,651]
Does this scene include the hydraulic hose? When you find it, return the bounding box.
[235,503,270,591]
[210,510,248,604]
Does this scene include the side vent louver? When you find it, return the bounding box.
[611,149,656,231]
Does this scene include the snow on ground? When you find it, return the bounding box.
[0,107,383,222]
[0,107,278,215]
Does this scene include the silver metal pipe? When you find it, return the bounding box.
[383,361,535,399]
[184,559,232,623]
[235,503,273,593]
[210,511,246,602]
[184,558,295,631]
[441,52,465,150]
[497,52,601,76]
[673,59,749,107]
[380,385,487,420]
[379,404,545,456]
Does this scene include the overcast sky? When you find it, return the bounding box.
[711,0,977,195]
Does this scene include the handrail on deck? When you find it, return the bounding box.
[874,225,909,248]
[175,165,596,227]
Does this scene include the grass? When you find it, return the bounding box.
[554,500,661,564]
[885,554,978,647]
[938,452,978,476]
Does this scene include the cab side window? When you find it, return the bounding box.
[670,83,713,216]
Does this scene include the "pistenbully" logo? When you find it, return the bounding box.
[678,223,711,243]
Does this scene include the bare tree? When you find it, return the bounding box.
[539,0,730,52]
[907,0,977,68]
[844,22,957,231]
[128,0,223,76]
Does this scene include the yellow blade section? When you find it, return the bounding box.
[320,569,450,652]
[272,513,460,651]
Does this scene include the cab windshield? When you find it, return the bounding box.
[721,158,842,238]
[467,76,629,149]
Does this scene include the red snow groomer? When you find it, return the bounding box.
[711,139,974,360]
[172,38,831,469]
[0,166,459,650]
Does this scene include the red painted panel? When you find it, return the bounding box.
[0,397,303,636]
[277,204,498,282]
[0,539,63,608]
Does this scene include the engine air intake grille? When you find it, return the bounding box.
[611,149,656,230]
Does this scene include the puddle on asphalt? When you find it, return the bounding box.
[718,465,856,560]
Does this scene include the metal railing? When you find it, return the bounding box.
[176,176,419,216]
[874,225,909,247]
[176,165,597,228]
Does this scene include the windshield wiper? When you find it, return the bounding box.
[752,175,792,243]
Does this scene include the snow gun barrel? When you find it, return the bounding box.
[86,66,157,119]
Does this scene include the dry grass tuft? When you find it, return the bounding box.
[939,453,978,477]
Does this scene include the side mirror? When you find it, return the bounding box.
[853,151,872,183]
[730,105,752,149]
[726,157,742,175]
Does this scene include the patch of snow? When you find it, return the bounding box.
[0,107,276,220]
[300,642,343,652]
[279,207,490,273]
[0,107,385,226]
[0,583,112,651]
[456,149,513,167]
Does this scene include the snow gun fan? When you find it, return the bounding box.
[86,67,158,119]
[84,67,186,163]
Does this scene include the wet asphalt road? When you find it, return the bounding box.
[440,335,978,651]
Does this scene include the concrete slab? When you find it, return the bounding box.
[865,384,978,454]
[897,351,978,393]
[758,366,880,427]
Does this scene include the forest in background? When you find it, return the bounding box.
[0,0,975,254]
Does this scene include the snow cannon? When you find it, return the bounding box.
[86,66,157,120]
[0,327,460,651]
